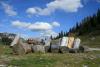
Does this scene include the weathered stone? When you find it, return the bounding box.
[60,37,68,47]
[60,46,69,53]
[51,44,59,53]
[44,40,51,53]
[45,46,50,52]
[67,37,74,48]
[10,35,32,55]
[73,38,81,49]
[32,45,45,53]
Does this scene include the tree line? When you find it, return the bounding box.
[53,9,100,40]
[0,33,16,45]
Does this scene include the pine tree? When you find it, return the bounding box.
[54,9,100,39]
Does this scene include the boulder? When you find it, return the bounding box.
[51,44,59,53]
[11,42,32,55]
[73,38,81,49]
[67,37,75,48]
[45,46,50,52]
[10,35,32,55]
[44,40,51,52]
[60,37,68,47]
[60,46,69,53]
[60,37,69,53]
[32,45,45,53]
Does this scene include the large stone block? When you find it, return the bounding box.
[60,46,69,53]
[51,44,59,53]
[45,46,50,52]
[32,45,45,53]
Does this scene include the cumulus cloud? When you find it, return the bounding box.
[52,21,60,27]
[12,20,60,37]
[26,7,38,15]
[28,22,53,31]
[12,20,31,28]
[26,0,83,16]
[97,0,100,3]
[40,30,58,37]
[12,20,60,31]
[1,2,17,16]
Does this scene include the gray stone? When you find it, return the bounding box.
[32,45,45,53]
[51,44,59,53]
[60,46,69,53]
[45,46,50,52]
[10,35,32,55]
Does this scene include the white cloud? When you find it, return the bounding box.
[26,0,83,16]
[52,21,60,27]
[1,2,17,16]
[26,7,38,15]
[28,22,53,31]
[97,0,100,3]
[12,20,60,38]
[12,20,31,28]
[40,30,58,37]
[12,20,60,31]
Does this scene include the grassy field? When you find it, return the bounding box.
[0,44,100,67]
[0,35,100,67]
[79,35,100,48]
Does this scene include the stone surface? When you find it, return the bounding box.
[32,45,45,53]
[60,46,69,53]
[51,44,59,53]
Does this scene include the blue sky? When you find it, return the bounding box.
[0,0,100,38]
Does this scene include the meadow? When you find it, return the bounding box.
[0,44,100,67]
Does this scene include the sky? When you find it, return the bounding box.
[0,0,100,39]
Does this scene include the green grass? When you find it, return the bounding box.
[81,58,100,67]
[7,52,100,67]
[0,35,100,67]
[79,35,100,48]
[0,47,100,67]
[10,54,56,67]
[0,44,12,56]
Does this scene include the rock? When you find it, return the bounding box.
[32,45,45,53]
[10,35,32,55]
[60,37,68,47]
[44,40,51,53]
[91,37,95,40]
[60,46,69,53]
[73,38,81,49]
[83,64,88,67]
[51,44,59,53]
[50,39,61,53]
[79,46,85,53]
[11,42,32,55]
[0,64,7,67]
[45,46,50,52]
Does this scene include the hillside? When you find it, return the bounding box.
[69,9,100,36]
[80,34,100,48]
[53,9,100,48]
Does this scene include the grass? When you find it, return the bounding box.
[7,52,100,67]
[10,54,56,67]
[0,35,100,67]
[0,44,12,56]
[79,35,100,48]
[0,44,99,67]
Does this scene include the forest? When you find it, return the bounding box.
[54,9,100,39]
